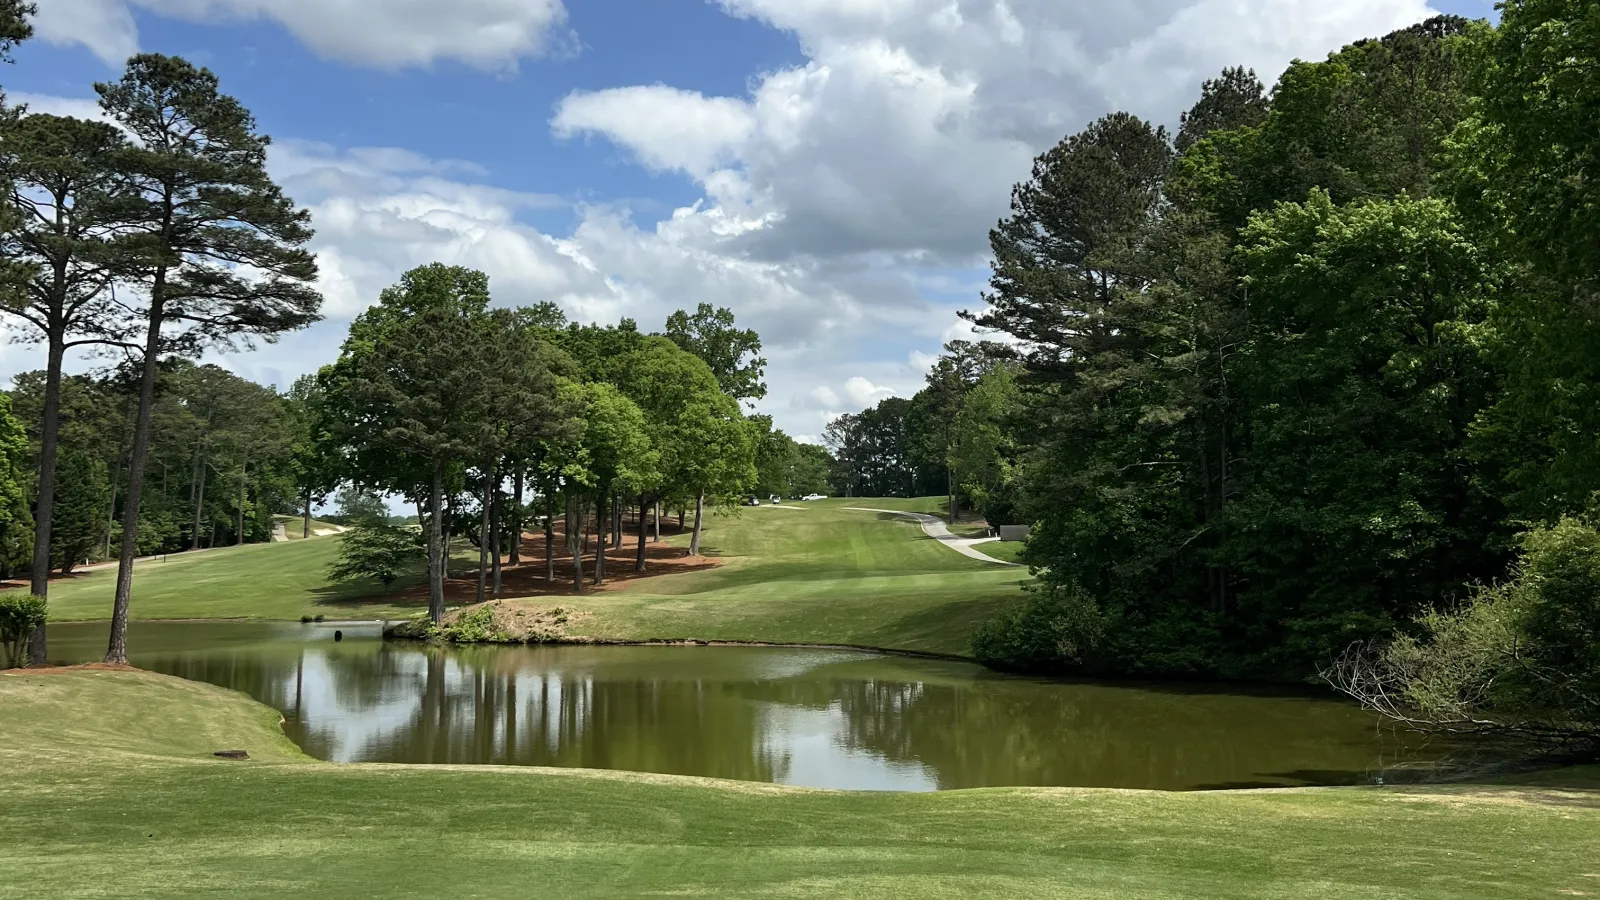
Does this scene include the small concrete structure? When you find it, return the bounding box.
[270,522,288,542]
[998,525,1031,542]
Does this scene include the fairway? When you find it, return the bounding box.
[568,497,1027,655]
[29,497,1028,657]
[2,669,1596,900]
[33,536,432,623]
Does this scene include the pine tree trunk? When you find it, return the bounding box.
[476,466,491,605]
[235,452,248,546]
[106,302,165,665]
[26,338,66,666]
[612,496,621,547]
[690,492,705,556]
[444,493,455,580]
[635,493,648,573]
[567,493,584,592]
[593,492,606,587]
[678,509,685,529]
[302,486,312,539]
[105,467,118,562]
[189,445,207,551]
[948,465,958,524]
[491,464,503,597]
[653,502,660,542]
[428,461,445,625]
[544,498,555,584]
[509,467,523,566]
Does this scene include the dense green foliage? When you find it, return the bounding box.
[1330,516,1600,749]
[0,394,30,579]
[0,591,41,666]
[3,361,318,560]
[328,524,423,592]
[960,9,1600,698]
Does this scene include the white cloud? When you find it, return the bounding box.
[809,386,841,407]
[30,0,138,67]
[33,0,573,70]
[561,0,1437,266]
[553,86,756,180]
[7,92,114,123]
[843,376,893,407]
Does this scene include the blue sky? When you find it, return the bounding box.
[10,0,1493,440]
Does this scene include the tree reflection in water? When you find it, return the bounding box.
[49,622,1458,791]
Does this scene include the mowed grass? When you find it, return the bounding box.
[565,497,1027,655]
[269,515,346,539]
[31,497,1029,656]
[3,669,1598,900]
[33,537,434,623]
[976,539,1027,564]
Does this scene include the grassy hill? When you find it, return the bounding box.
[3,668,1596,899]
[35,536,431,622]
[32,497,1027,656]
[270,515,346,539]
[568,497,1026,655]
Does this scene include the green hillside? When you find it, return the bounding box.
[31,497,1026,656]
[3,669,1595,900]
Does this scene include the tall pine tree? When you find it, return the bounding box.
[96,55,320,664]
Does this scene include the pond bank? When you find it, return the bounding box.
[380,601,971,661]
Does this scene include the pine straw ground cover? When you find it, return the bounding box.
[2,668,1598,900]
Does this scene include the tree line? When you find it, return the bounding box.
[0,8,802,665]
[917,7,1598,750]
[311,280,793,625]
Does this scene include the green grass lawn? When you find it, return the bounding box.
[3,669,1597,900]
[977,539,1027,564]
[269,515,346,539]
[34,535,433,623]
[32,497,1029,657]
[569,497,1027,655]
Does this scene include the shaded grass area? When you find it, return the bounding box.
[3,670,1598,899]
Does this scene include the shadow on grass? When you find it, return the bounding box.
[857,595,1015,656]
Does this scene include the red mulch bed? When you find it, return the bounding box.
[398,518,719,602]
[0,514,715,600]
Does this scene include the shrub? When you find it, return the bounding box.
[328,524,424,592]
[972,581,1105,673]
[1327,516,1600,750]
[0,594,46,668]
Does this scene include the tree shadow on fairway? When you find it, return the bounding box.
[858,595,1017,656]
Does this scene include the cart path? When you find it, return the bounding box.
[841,508,1023,566]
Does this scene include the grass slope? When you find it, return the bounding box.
[36,537,432,623]
[3,670,1597,899]
[561,497,1027,655]
[34,498,1028,656]
[270,515,345,539]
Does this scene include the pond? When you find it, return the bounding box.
[47,621,1457,792]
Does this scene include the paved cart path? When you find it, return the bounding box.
[842,508,1022,566]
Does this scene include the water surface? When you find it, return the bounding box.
[48,621,1454,791]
